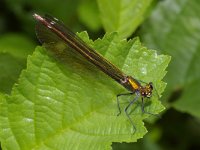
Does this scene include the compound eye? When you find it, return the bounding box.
[149,82,153,90]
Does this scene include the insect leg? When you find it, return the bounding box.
[116,93,133,116]
[124,93,139,134]
[141,97,160,118]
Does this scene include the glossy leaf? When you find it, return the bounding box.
[141,0,200,118]
[0,32,170,150]
[97,0,154,38]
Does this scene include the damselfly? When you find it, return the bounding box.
[33,13,158,134]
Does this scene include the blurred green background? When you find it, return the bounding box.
[0,0,200,149]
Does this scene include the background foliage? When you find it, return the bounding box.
[0,0,200,149]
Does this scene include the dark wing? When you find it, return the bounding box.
[33,14,127,84]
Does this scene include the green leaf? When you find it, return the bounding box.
[0,34,34,59]
[113,127,162,150]
[97,0,154,38]
[0,32,170,150]
[140,0,200,118]
[0,53,25,94]
[77,0,101,31]
[0,34,35,94]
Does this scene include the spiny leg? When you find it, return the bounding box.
[124,94,139,134]
[116,93,133,116]
[141,97,160,118]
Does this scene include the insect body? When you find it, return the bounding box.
[33,13,157,134]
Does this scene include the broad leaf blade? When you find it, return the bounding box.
[97,0,154,38]
[0,34,34,59]
[0,32,170,150]
[77,0,101,31]
[0,34,35,93]
[141,0,200,118]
